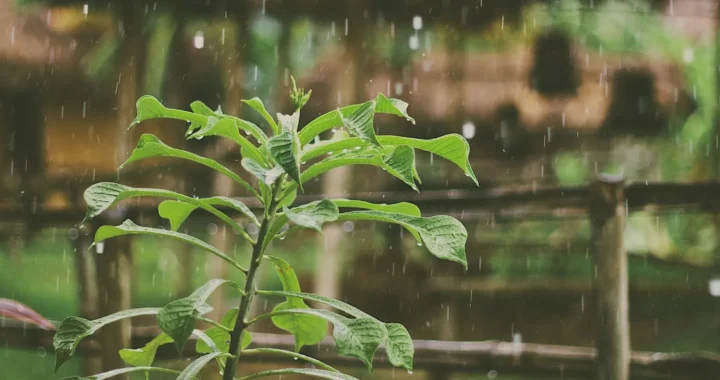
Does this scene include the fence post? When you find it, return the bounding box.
[589,175,629,380]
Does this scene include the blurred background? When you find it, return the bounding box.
[1,0,720,379]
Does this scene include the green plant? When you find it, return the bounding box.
[52,79,476,380]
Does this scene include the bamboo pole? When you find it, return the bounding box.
[590,175,629,380]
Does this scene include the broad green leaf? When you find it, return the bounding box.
[94,220,247,272]
[338,211,467,268]
[196,308,252,353]
[298,94,415,145]
[337,101,380,147]
[177,352,231,380]
[120,134,258,197]
[190,100,268,144]
[385,323,414,371]
[242,158,285,186]
[119,333,173,368]
[260,308,385,370]
[82,183,248,243]
[267,131,302,189]
[265,256,328,351]
[157,279,237,349]
[379,134,478,186]
[243,97,279,135]
[302,134,477,186]
[331,199,421,217]
[236,368,358,380]
[187,116,267,165]
[300,146,418,191]
[54,308,160,372]
[131,95,205,128]
[256,290,370,319]
[241,349,339,372]
[159,196,259,231]
[61,367,180,380]
[262,200,340,249]
[283,199,339,232]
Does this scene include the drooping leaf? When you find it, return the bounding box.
[256,290,369,319]
[176,352,231,380]
[338,211,468,268]
[186,116,267,165]
[60,367,180,380]
[283,199,339,233]
[196,308,252,354]
[384,323,414,371]
[94,220,247,272]
[243,97,279,135]
[157,279,237,350]
[242,158,285,186]
[159,196,259,231]
[337,101,380,147]
[331,199,421,217]
[300,146,418,191]
[120,134,259,197]
[119,333,173,368]
[265,256,328,352]
[235,368,358,380]
[131,95,205,128]
[262,308,385,370]
[190,100,268,144]
[267,131,302,188]
[82,183,247,242]
[0,298,55,330]
[54,308,160,372]
[298,94,415,145]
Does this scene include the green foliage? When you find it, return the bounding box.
[56,84,475,379]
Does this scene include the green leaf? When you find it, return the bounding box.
[61,367,180,380]
[302,134,477,186]
[159,196,259,231]
[338,211,468,269]
[94,220,247,272]
[265,256,328,352]
[300,146,417,191]
[243,97,279,135]
[120,134,259,197]
[298,94,415,145]
[187,116,267,166]
[259,309,385,370]
[196,308,252,353]
[242,158,285,186]
[54,308,160,372]
[177,352,231,380]
[190,100,268,144]
[385,323,414,371]
[283,199,339,233]
[331,199,421,217]
[82,183,249,244]
[131,95,205,128]
[157,279,237,350]
[267,131,302,189]
[379,134,478,186]
[119,333,173,368]
[236,368,358,380]
[256,290,370,319]
[338,101,380,147]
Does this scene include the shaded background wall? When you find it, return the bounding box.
[2,0,720,379]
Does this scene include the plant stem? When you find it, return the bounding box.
[222,182,281,380]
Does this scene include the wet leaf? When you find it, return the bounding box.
[283,199,339,233]
[235,368,358,380]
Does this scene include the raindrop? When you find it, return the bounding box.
[462,121,476,139]
[10,25,15,45]
[487,370,498,379]
[207,223,219,235]
[221,28,226,45]
[68,228,79,240]
[96,241,105,254]
[682,47,694,63]
[193,31,205,49]
[83,3,88,17]
[409,35,419,50]
[417,242,423,247]
[343,221,355,232]
[36,347,47,358]
[412,16,423,30]
[394,82,404,96]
